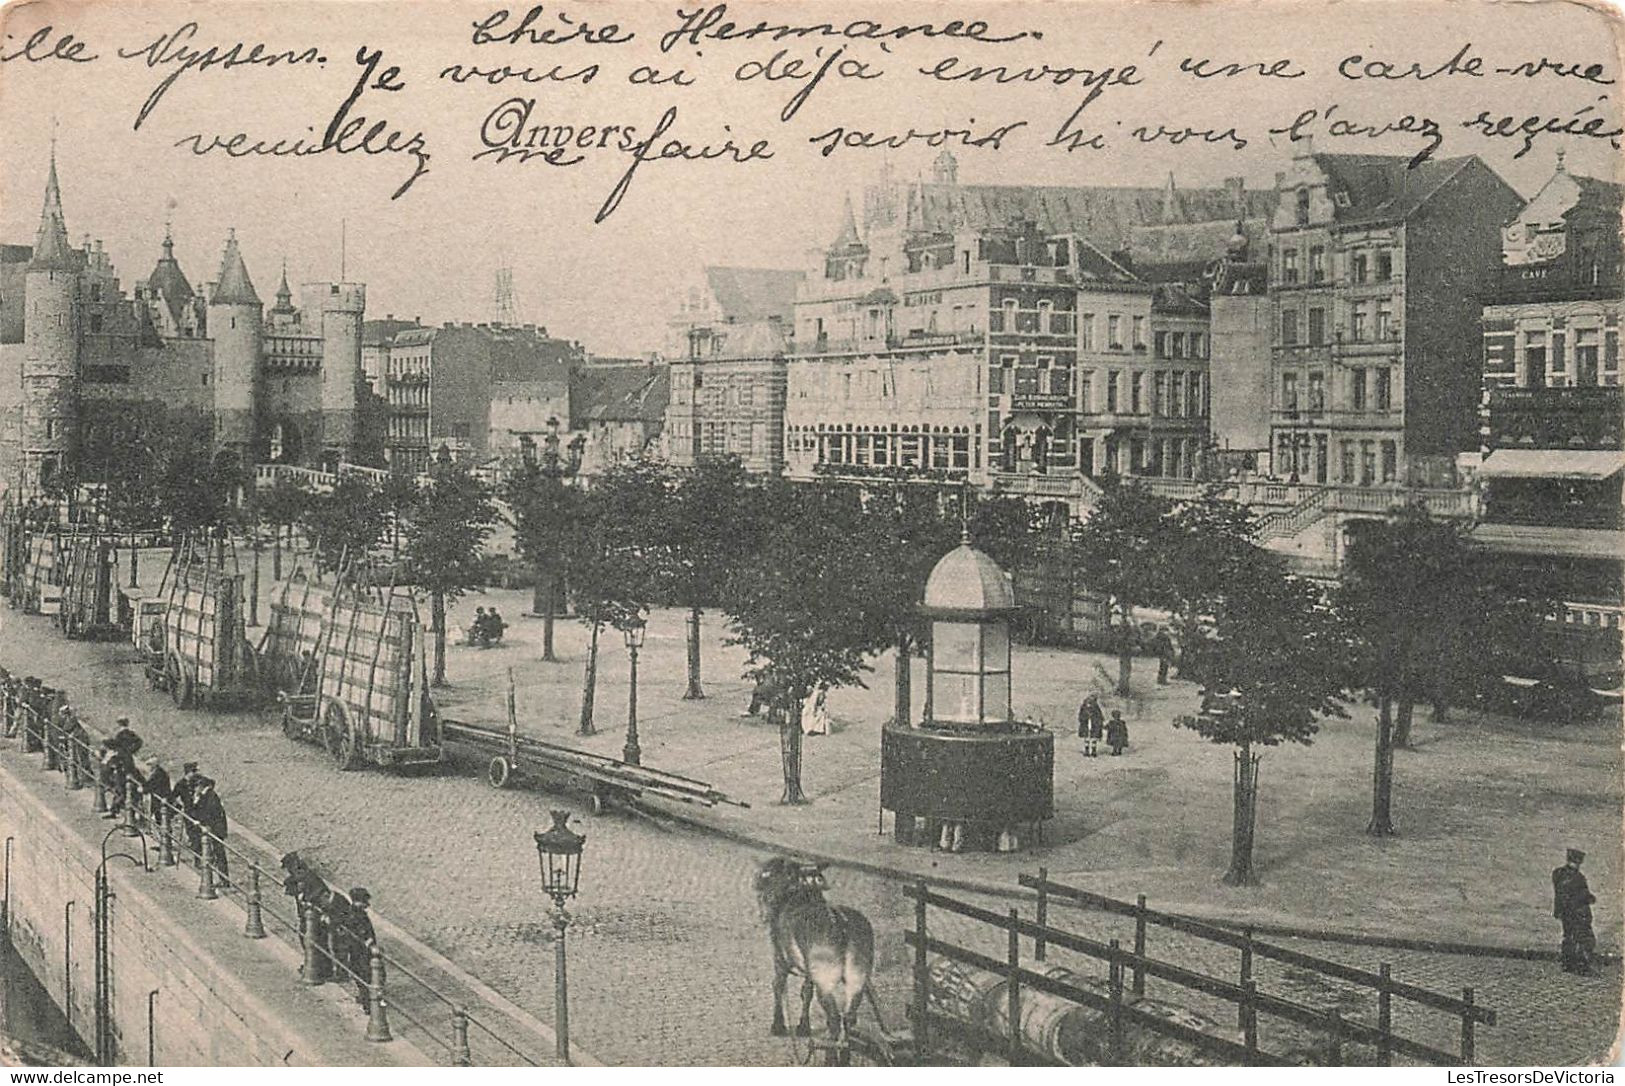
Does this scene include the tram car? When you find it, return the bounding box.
[143,536,263,709]
[261,566,440,771]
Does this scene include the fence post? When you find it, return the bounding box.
[244,869,267,939]
[65,737,82,790]
[1327,1008,1343,1065]
[1034,866,1048,962]
[1006,908,1022,1066]
[1238,927,1254,1030]
[196,837,217,900]
[1107,940,1126,1066]
[300,901,324,986]
[1133,894,1147,997]
[1460,987,1475,1064]
[451,1008,472,1066]
[158,807,175,867]
[123,780,139,835]
[1241,978,1258,1059]
[92,748,107,815]
[365,945,392,1042]
[1377,962,1393,1067]
[913,883,929,1065]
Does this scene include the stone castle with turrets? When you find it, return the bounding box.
[0,155,382,495]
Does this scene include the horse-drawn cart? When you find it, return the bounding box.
[57,532,122,640]
[143,536,262,709]
[262,567,440,771]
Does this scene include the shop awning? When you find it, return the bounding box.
[1478,449,1625,481]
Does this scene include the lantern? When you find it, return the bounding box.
[533,809,585,906]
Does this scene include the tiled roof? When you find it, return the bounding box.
[362,318,421,346]
[1128,217,1270,268]
[1312,154,1478,224]
[212,231,260,306]
[572,365,670,424]
[30,157,76,273]
[1,244,33,265]
[713,318,789,359]
[147,238,195,326]
[704,266,804,324]
[487,330,580,382]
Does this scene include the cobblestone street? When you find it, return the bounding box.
[2,592,1620,1065]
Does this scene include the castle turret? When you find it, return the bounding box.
[319,280,366,469]
[207,229,262,454]
[21,153,81,493]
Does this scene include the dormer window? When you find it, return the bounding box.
[1333,191,1351,209]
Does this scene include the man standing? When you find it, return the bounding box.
[1150,627,1176,686]
[1077,694,1104,757]
[1553,848,1598,975]
[139,757,172,825]
[172,762,204,865]
[346,888,379,1010]
[192,777,229,885]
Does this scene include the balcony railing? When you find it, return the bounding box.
[990,309,1076,336]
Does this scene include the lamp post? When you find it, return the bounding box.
[622,620,645,766]
[533,811,585,1065]
[531,417,581,658]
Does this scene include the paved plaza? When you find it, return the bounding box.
[1,577,1620,1065]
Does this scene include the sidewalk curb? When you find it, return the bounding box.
[646,796,1610,966]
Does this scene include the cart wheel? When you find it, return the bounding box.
[486,757,512,789]
[168,656,193,709]
[589,790,606,816]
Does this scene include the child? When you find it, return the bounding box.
[1106,710,1129,756]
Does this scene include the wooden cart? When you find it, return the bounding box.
[262,565,440,771]
[57,532,122,640]
[144,536,262,709]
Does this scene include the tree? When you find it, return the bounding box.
[566,461,665,736]
[258,475,313,581]
[80,407,166,586]
[1340,505,1557,835]
[858,482,956,727]
[663,455,759,700]
[380,470,423,565]
[723,486,889,803]
[299,473,388,574]
[1176,558,1349,885]
[1070,478,1179,694]
[401,462,497,686]
[505,459,578,663]
[155,421,233,536]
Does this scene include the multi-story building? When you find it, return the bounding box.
[571,359,670,476]
[1476,158,1622,661]
[786,156,1266,505]
[378,322,582,473]
[1268,145,1524,487]
[665,267,800,474]
[0,155,381,491]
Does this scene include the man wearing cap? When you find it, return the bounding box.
[172,762,204,864]
[139,756,172,825]
[192,777,229,884]
[346,888,379,1010]
[1553,848,1598,975]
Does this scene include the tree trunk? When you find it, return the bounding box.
[780,696,807,805]
[1368,694,1397,836]
[249,531,261,627]
[431,590,447,687]
[683,605,704,700]
[129,540,139,589]
[1393,696,1415,749]
[1223,745,1261,886]
[578,620,599,735]
[272,527,282,581]
[894,634,912,726]
[541,571,558,662]
[1117,644,1133,697]
[1431,695,1449,723]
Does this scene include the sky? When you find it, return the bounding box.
[1,0,1619,356]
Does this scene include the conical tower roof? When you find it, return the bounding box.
[29,154,77,273]
[147,225,196,323]
[832,192,863,250]
[271,260,296,314]
[212,228,260,306]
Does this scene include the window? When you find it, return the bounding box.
[1341,440,1356,482]
[1315,434,1328,484]
[89,312,103,333]
[1106,370,1120,413]
[1152,372,1166,416]
[1308,307,1325,346]
[1282,249,1300,284]
[1187,373,1202,417]
[1038,300,1054,332]
[1191,332,1205,358]
[1108,315,1123,349]
[1132,316,1146,349]
[1014,365,1041,395]
[1079,371,1093,412]
[1281,372,1299,413]
[90,282,102,301]
[1172,332,1186,358]
[1049,364,1071,397]
[1001,298,1017,330]
[1155,331,1168,359]
[1281,308,1298,346]
[1310,246,1326,283]
[1307,371,1325,414]
[1376,250,1393,282]
[1131,372,1144,414]
[1350,303,1367,342]
[1295,189,1310,225]
[1524,330,1548,385]
[1169,373,1184,417]
[1352,368,1367,410]
[1381,441,1397,483]
[1375,302,1393,339]
[1375,367,1392,410]
[1351,253,1368,284]
[1360,440,1376,486]
[1576,328,1600,384]
[842,372,853,400]
[988,365,1004,395]
[1080,313,1095,351]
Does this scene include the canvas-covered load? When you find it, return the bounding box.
[162,561,252,694]
[18,532,62,612]
[58,533,115,636]
[0,505,26,597]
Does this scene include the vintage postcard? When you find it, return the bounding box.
[0,0,1619,1072]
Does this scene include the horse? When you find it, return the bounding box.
[754,856,885,1061]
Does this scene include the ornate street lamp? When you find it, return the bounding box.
[533,811,585,1064]
[622,620,646,766]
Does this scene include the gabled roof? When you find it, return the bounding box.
[211,230,260,306]
[1312,154,1479,224]
[146,232,195,326]
[713,318,790,359]
[30,156,76,273]
[572,365,670,424]
[704,266,804,325]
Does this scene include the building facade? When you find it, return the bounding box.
[0,157,380,492]
[1268,146,1524,487]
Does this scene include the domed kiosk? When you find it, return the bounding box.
[880,535,1054,852]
